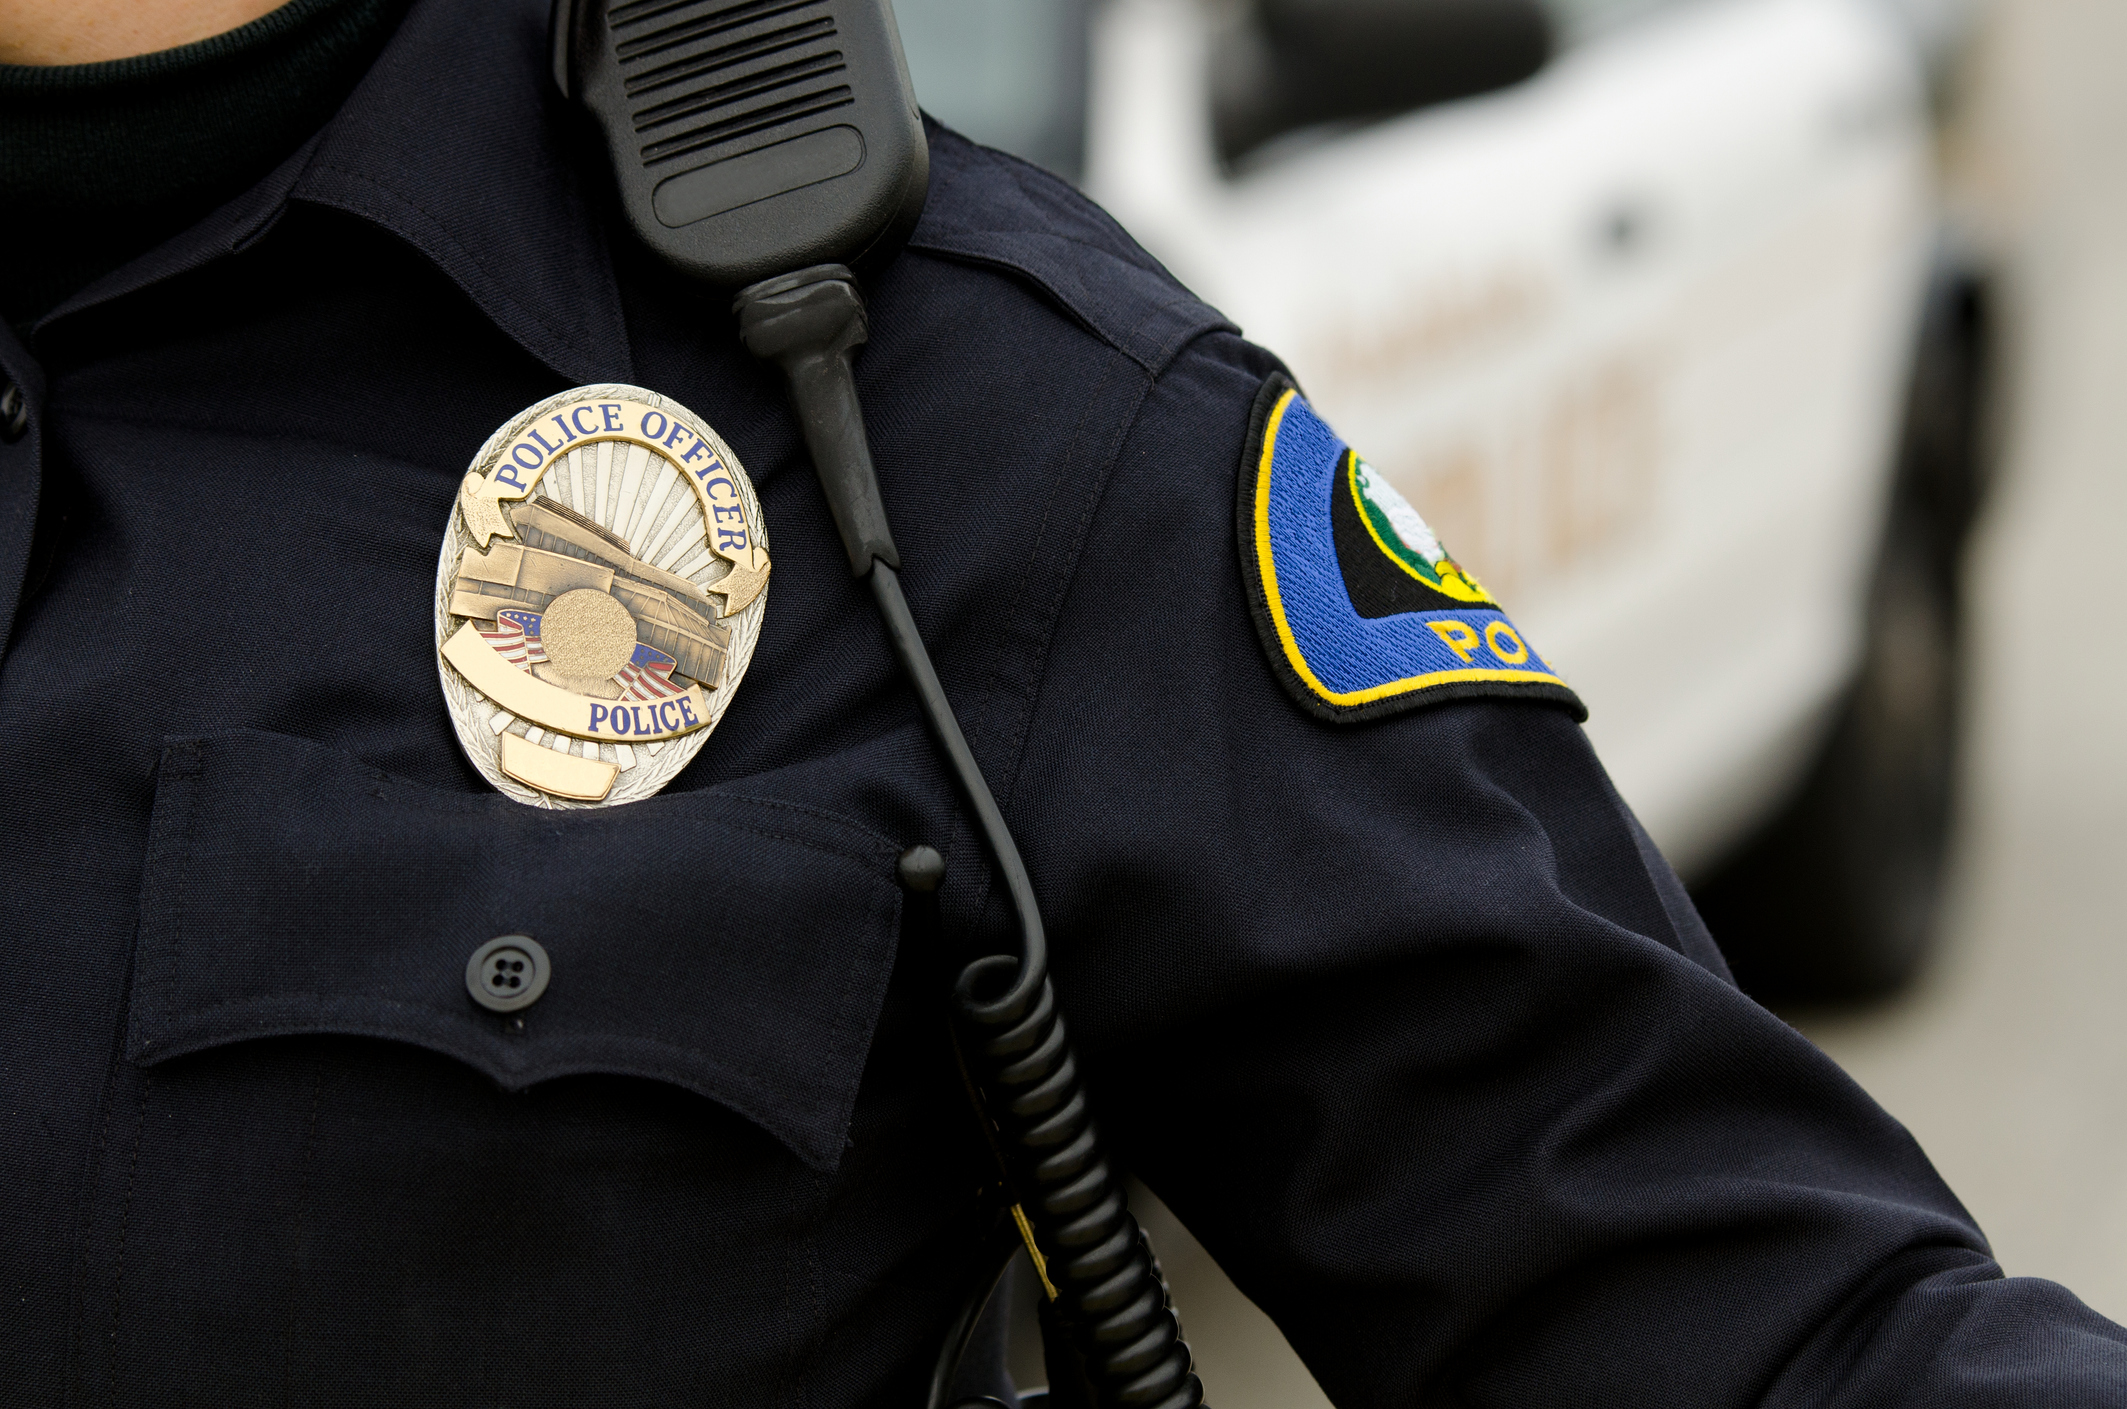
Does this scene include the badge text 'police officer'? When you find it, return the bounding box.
[434,384,770,806]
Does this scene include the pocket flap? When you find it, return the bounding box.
[127,729,904,1171]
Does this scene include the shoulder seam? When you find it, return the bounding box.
[905,130,1236,377]
[906,234,1232,377]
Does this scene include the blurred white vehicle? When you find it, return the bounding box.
[897,0,1992,997]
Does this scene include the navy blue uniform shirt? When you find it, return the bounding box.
[3,0,2123,1404]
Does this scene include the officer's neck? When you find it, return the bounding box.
[0,0,286,64]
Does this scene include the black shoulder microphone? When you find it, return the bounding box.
[549,0,928,286]
[551,6,1206,1409]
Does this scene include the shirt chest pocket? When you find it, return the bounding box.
[126,728,906,1172]
[99,729,913,1404]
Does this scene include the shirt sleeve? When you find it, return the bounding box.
[1002,329,2127,1408]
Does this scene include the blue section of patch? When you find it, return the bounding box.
[1259,393,1565,704]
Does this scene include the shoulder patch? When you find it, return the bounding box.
[1236,373,1585,724]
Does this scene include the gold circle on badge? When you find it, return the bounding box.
[432,383,771,808]
[541,588,638,681]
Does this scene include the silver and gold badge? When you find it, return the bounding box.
[434,384,770,807]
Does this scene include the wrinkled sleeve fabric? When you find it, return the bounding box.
[1005,330,2127,1408]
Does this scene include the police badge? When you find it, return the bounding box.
[434,384,770,807]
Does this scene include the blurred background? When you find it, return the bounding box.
[891,0,2126,1402]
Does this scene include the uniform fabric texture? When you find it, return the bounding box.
[0,0,2122,1404]
[0,0,412,331]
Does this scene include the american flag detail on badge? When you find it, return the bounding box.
[478,609,688,700]
[480,609,549,668]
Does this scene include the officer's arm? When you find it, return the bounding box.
[1006,329,2127,1407]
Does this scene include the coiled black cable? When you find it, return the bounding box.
[736,268,1204,1409]
[953,960,1201,1409]
[873,564,1202,1409]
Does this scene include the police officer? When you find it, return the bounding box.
[2,0,2123,1405]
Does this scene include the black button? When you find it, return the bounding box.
[897,844,946,893]
[0,384,25,444]
[465,935,551,1013]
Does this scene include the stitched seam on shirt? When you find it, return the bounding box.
[775,1148,839,1409]
[134,996,872,1160]
[140,993,842,1091]
[914,134,1194,307]
[824,883,896,1133]
[949,348,1125,931]
[903,245,1223,377]
[911,221,1157,270]
[140,848,902,1076]
[62,927,152,1408]
[68,743,200,1402]
[169,779,896,874]
[252,755,897,865]
[956,337,1163,933]
[140,743,205,1058]
[702,790,904,859]
[300,163,605,372]
[139,872,880,1038]
[978,316,1170,808]
[60,1052,113,1409]
[102,1069,153,1409]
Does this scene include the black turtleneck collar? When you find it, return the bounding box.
[0,0,415,333]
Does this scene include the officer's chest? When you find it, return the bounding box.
[5,216,1054,1406]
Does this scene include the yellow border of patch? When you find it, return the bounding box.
[1251,388,1568,708]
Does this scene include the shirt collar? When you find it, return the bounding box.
[39,0,633,386]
